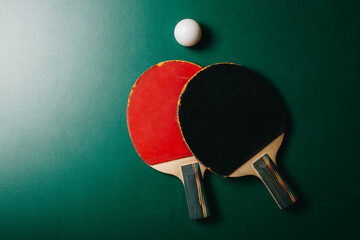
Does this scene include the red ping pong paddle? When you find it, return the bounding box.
[127,60,210,220]
[178,63,297,209]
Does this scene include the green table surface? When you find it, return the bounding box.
[1,0,359,239]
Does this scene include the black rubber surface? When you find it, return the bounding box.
[178,64,286,176]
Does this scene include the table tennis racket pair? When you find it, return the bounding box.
[127,61,297,220]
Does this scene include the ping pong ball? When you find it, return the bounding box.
[174,19,202,47]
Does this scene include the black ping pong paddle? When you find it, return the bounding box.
[178,63,297,209]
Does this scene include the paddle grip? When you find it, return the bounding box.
[181,162,210,220]
[252,154,297,209]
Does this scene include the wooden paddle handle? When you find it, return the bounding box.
[252,154,297,209]
[181,162,210,220]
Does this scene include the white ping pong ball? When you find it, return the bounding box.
[174,19,202,47]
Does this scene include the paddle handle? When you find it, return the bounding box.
[252,154,297,209]
[181,162,210,220]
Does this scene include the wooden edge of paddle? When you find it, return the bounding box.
[228,133,284,178]
[151,156,207,182]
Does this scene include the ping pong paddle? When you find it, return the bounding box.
[127,60,210,220]
[178,63,297,209]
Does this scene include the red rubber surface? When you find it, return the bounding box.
[127,61,202,165]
